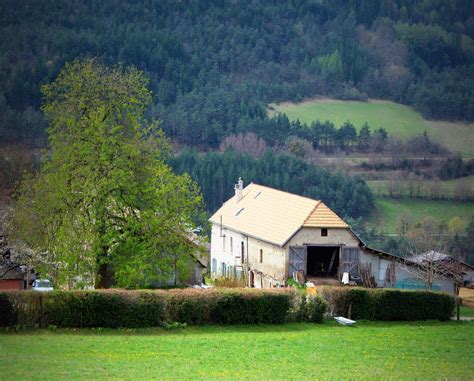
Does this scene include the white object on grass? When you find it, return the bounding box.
[342,272,350,285]
[335,316,356,325]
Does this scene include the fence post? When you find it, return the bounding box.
[456,297,461,322]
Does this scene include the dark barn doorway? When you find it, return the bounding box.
[307,246,340,277]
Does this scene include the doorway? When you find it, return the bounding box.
[306,246,340,277]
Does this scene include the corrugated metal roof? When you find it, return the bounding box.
[209,183,347,246]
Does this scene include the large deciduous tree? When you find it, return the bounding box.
[11,59,203,289]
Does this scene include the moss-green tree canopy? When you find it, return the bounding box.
[11,59,203,289]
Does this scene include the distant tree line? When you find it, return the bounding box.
[170,148,374,219]
[1,0,473,148]
[439,154,474,180]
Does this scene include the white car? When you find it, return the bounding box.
[32,279,54,292]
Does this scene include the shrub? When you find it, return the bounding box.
[166,289,216,325]
[0,288,293,328]
[374,289,454,321]
[349,288,376,320]
[319,287,455,321]
[43,290,166,328]
[0,292,17,327]
[153,288,293,326]
[305,296,327,323]
[211,277,245,288]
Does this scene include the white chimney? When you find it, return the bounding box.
[234,177,244,202]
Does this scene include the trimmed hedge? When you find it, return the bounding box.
[0,287,455,328]
[319,287,455,321]
[0,288,294,328]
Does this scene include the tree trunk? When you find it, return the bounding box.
[95,263,109,289]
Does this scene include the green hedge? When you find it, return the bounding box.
[319,287,455,321]
[0,288,294,328]
[0,287,454,328]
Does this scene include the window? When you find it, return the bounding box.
[211,258,217,274]
[223,235,226,251]
[220,262,226,276]
[260,249,263,263]
[241,242,245,264]
[321,228,328,236]
[230,237,233,253]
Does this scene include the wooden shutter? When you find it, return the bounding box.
[342,247,359,277]
[288,246,307,277]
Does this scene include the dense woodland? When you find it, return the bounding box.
[171,148,374,218]
[1,0,473,256]
[1,0,474,148]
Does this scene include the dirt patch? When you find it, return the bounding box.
[460,287,474,308]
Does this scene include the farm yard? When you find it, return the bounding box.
[0,321,473,380]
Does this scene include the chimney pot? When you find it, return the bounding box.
[235,177,243,202]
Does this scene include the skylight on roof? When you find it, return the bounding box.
[254,191,262,199]
[235,208,245,216]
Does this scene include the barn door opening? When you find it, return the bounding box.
[307,246,340,277]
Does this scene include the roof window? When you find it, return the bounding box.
[235,208,245,216]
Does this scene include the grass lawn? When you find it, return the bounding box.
[368,197,474,233]
[1,321,473,380]
[460,306,474,318]
[269,98,474,156]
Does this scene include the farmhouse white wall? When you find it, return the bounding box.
[286,227,359,248]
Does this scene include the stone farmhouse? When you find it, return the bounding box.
[209,179,459,293]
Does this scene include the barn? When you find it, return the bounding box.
[209,179,458,293]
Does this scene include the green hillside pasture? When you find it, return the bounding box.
[369,197,474,233]
[1,322,473,380]
[367,175,474,199]
[270,98,474,156]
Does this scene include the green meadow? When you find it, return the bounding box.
[369,197,474,233]
[1,322,473,380]
[367,175,474,199]
[270,98,474,156]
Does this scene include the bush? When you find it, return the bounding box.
[374,289,454,321]
[305,297,327,323]
[0,292,17,327]
[319,287,455,321]
[167,288,293,325]
[42,291,167,328]
[0,288,293,328]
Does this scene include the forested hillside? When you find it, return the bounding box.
[1,0,473,147]
[171,149,374,218]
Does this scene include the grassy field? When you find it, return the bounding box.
[461,306,474,317]
[1,322,473,380]
[368,197,474,233]
[270,98,474,156]
[367,175,474,199]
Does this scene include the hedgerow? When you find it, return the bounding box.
[319,287,455,321]
[0,287,455,328]
[0,288,294,328]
